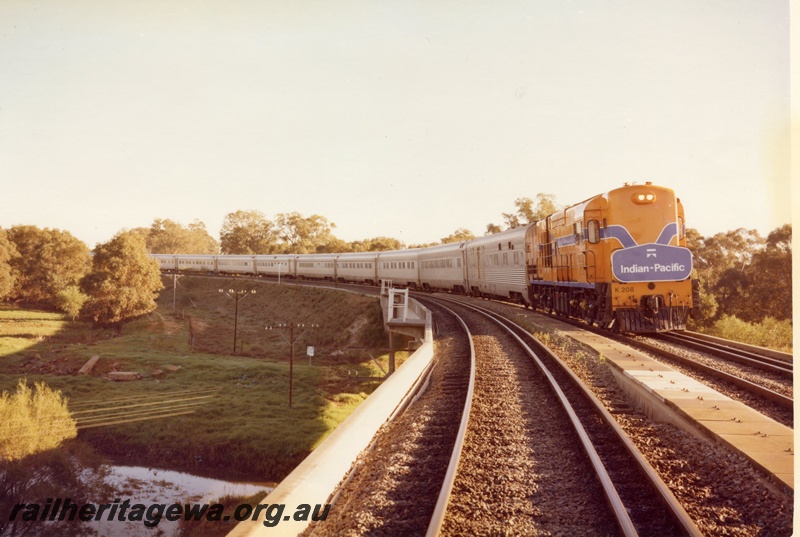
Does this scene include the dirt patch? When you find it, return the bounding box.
[189,318,210,334]
[342,314,370,348]
[151,312,185,336]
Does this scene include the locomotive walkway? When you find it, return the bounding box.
[531,314,794,492]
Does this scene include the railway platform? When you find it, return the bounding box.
[530,315,794,492]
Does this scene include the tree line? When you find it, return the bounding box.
[0,196,791,349]
[0,227,163,330]
[687,225,792,349]
[136,194,559,256]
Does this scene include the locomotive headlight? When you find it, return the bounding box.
[632,192,657,204]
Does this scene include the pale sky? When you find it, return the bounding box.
[0,1,791,249]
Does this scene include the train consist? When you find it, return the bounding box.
[154,183,696,332]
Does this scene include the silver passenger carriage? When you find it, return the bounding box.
[418,242,467,293]
[254,254,297,280]
[376,249,421,288]
[216,255,257,275]
[465,225,530,305]
[152,254,178,272]
[176,254,217,273]
[336,252,379,284]
[296,253,338,281]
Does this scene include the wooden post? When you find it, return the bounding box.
[388,331,395,375]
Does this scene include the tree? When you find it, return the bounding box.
[147,219,188,253]
[275,212,337,254]
[687,225,790,326]
[744,224,791,321]
[485,223,503,235]
[80,231,164,329]
[494,193,558,229]
[0,229,18,301]
[146,218,219,254]
[6,226,91,305]
[350,237,406,252]
[315,237,352,254]
[441,228,475,244]
[220,210,276,254]
[694,228,762,288]
[186,220,220,254]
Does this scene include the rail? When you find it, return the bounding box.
[661,332,792,376]
[424,303,476,537]
[435,297,702,536]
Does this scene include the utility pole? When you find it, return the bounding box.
[267,322,319,408]
[172,273,182,313]
[219,289,256,354]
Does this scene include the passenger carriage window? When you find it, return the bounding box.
[587,220,600,244]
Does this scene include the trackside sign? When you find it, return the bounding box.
[611,244,693,283]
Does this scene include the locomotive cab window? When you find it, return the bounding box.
[587,220,600,244]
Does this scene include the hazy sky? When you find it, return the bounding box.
[0,1,791,249]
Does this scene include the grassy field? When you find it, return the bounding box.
[0,276,405,482]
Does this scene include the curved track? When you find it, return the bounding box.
[427,297,698,536]
[303,300,472,536]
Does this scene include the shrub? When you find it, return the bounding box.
[0,379,77,461]
[705,314,793,353]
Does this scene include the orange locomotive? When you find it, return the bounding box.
[525,182,696,332]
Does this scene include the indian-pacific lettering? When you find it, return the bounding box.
[617,263,686,274]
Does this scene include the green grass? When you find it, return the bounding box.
[0,277,403,482]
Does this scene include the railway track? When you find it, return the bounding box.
[631,334,792,411]
[426,297,696,536]
[658,331,792,376]
[171,275,793,534]
[430,295,794,534]
[613,332,794,429]
[307,297,699,535]
[303,300,471,536]
[494,299,793,426]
